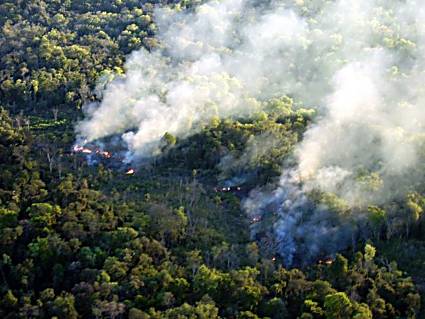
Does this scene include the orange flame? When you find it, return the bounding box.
[126,169,135,175]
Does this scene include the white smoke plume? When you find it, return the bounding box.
[76,0,317,157]
[77,0,425,265]
[244,1,425,265]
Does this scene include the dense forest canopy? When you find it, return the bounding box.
[0,0,425,318]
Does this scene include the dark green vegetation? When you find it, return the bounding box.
[0,0,424,318]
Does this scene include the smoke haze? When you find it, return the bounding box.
[77,0,425,265]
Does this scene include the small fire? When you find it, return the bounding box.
[73,145,84,152]
[98,151,112,158]
[250,216,262,224]
[215,186,242,193]
[73,145,93,154]
[126,169,135,175]
[318,258,334,265]
[74,145,113,158]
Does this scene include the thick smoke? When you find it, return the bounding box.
[77,0,425,265]
[245,0,425,265]
[76,0,318,157]
[244,171,357,266]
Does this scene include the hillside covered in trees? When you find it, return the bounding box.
[1,0,425,318]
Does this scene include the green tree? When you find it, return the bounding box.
[324,292,353,319]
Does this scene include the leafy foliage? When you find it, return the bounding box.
[0,1,424,318]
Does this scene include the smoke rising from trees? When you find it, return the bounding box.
[77,0,425,265]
